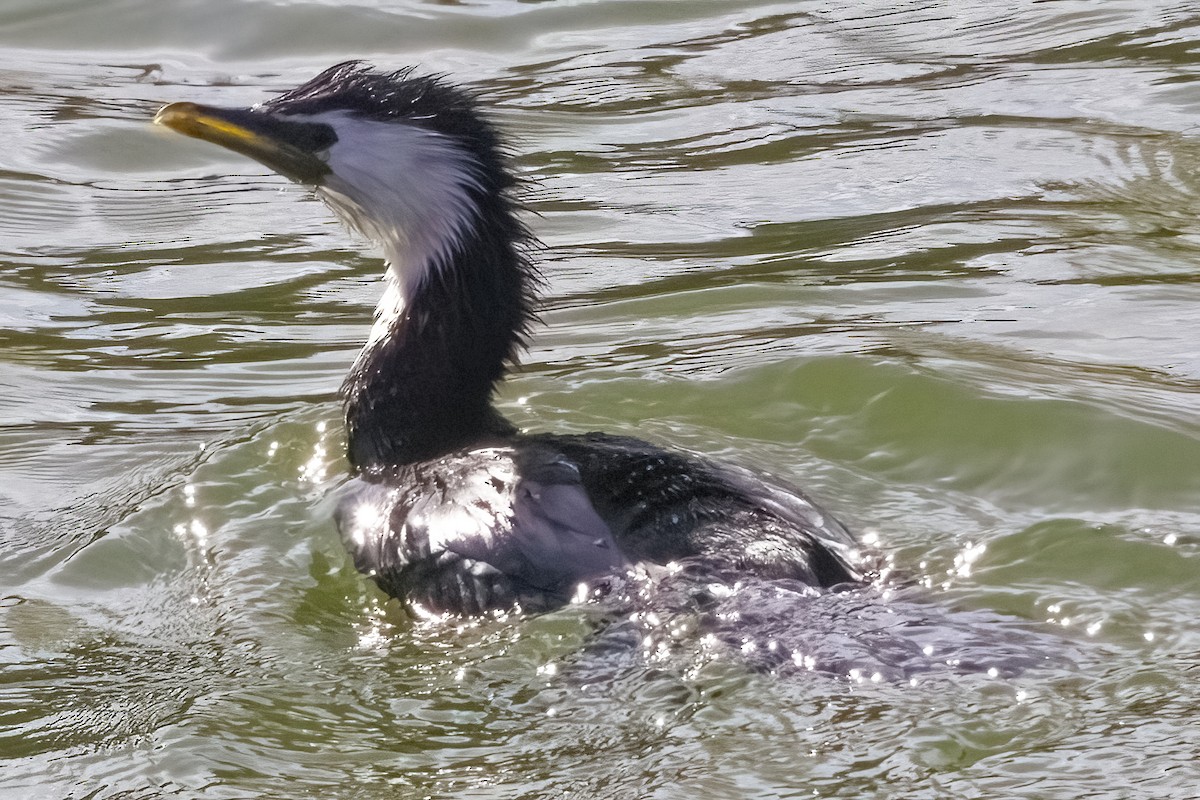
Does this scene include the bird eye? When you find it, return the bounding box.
[281,120,338,153]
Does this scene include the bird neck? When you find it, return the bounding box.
[340,203,535,470]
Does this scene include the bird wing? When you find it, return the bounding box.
[448,446,627,591]
[336,445,626,614]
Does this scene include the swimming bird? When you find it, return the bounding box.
[155,62,865,615]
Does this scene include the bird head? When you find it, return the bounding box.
[156,62,511,297]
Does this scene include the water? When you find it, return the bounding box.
[2,1,1199,796]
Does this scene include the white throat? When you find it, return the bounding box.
[289,111,483,341]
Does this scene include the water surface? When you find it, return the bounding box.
[2,1,1199,797]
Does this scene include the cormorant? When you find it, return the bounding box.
[155,62,865,615]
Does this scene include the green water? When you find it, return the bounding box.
[2,1,1199,797]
